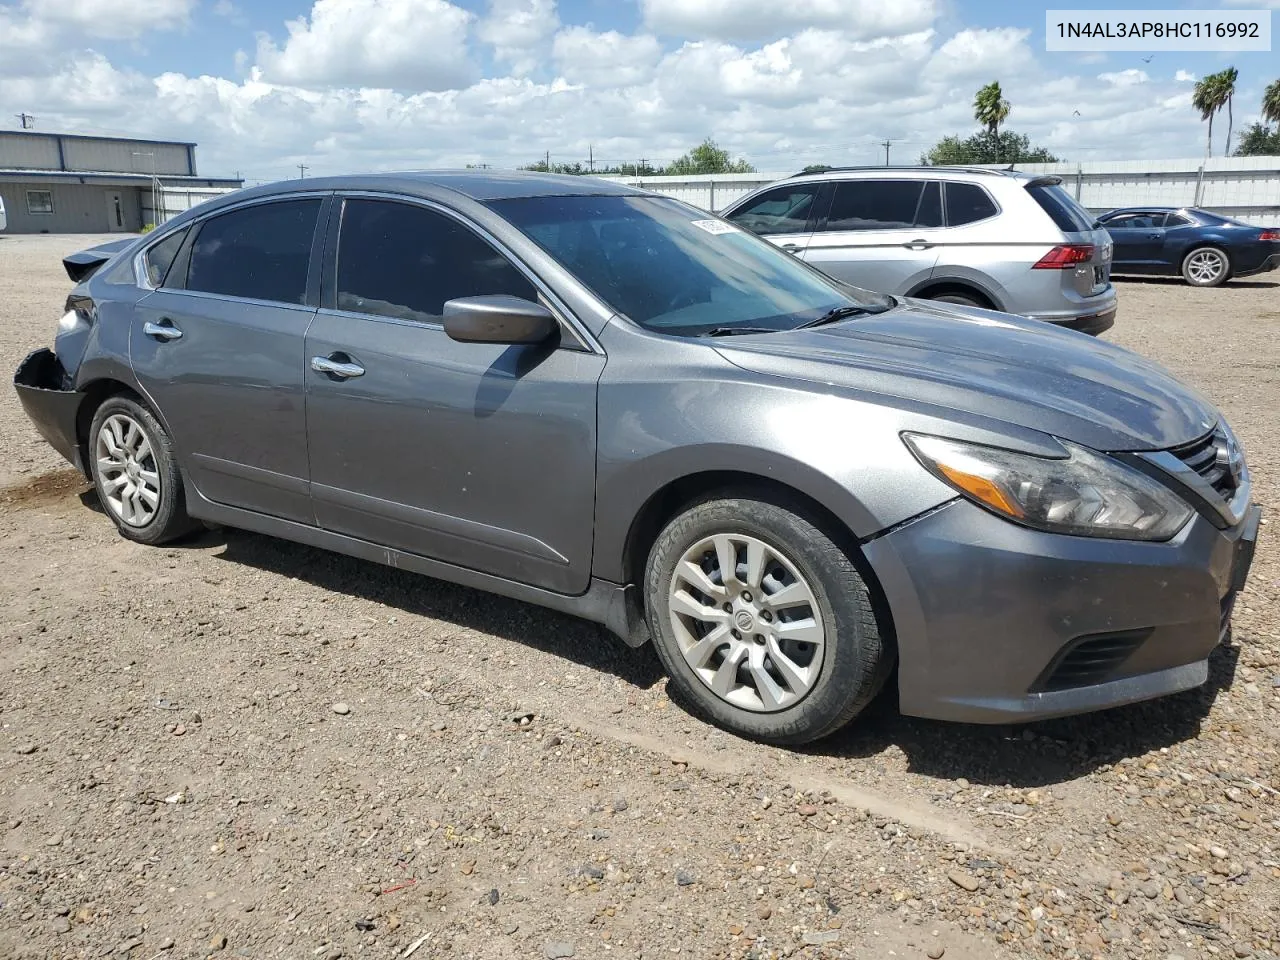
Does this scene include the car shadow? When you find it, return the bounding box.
[799,639,1239,788]
[77,486,1237,787]
[200,524,667,690]
[1114,276,1279,289]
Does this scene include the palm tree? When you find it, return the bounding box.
[1263,78,1280,130]
[1193,72,1229,158]
[973,81,1011,161]
[1219,66,1239,156]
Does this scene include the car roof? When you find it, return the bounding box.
[786,165,1045,185]
[252,170,646,201]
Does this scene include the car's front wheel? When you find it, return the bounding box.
[89,395,194,545]
[1181,246,1230,287]
[644,494,890,745]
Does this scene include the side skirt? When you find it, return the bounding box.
[184,487,650,647]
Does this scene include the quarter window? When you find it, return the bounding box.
[824,180,923,231]
[26,190,54,215]
[724,185,820,236]
[944,183,999,226]
[143,228,188,287]
[1165,213,1193,227]
[336,199,536,324]
[186,199,321,305]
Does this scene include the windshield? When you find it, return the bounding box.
[487,195,890,336]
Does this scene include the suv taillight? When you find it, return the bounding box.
[1032,244,1095,269]
[1259,229,1280,241]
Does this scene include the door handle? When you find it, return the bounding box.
[903,239,933,250]
[143,320,183,341]
[311,355,365,379]
[781,243,801,253]
[1148,233,1162,239]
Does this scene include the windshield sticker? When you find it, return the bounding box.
[690,219,739,235]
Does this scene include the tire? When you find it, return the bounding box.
[88,395,195,545]
[1181,247,1230,287]
[929,292,985,308]
[644,495,891,745]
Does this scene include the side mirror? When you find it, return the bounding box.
[443,295,556,345]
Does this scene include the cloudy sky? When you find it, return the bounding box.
[1,0,1277,182]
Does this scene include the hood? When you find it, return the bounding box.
[713,302,1218,452]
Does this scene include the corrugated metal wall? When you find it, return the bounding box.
[143,186,242,226]
[0,182,143,234]
[0,133,60,170]
[62,139,190,176]
[604,158,1280,224]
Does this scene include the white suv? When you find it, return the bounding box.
[722,166,1118,335]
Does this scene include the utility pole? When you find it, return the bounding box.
[588,144,594,173]
[297,163,309,179]
[545,150,550,171]
[880,139,895,165]
[16,112,35,129]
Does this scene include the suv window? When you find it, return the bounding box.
[186,200,321,304]
[144,229,188,287]
[824,180,922,231]
[1026,183,1095,233]
[915,181,943,228]
[725,185,820,235]
[337,199,537,323]
[944,182,999,226]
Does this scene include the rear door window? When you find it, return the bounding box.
[823,180,923,231]
[335,198,536,324]
[914,181,943,228]
[186,199,322,304]
[1026,183,1095,233]
[944,182,999,226]
[143,228,188,287]
[724,185,821,236]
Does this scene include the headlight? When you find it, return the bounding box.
[56,310,81,334]
[903,433,1194,541]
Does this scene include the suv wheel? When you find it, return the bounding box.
[931,292,985,308]
[644,495,890,745]
[89,396,195,545]
[1181,247,1230,287]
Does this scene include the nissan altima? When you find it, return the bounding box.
[13,173,1261,744]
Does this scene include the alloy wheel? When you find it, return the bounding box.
[95,413,162,527]
[667,533,825,712]
[1186,249,1226,285]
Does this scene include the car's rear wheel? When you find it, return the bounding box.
[1181,247,1230,287]
[930,292,985,308]
[89,396,194,545]
[644,495,890,745]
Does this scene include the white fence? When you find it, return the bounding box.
[604,157,1280,224]
[142,185,241,227]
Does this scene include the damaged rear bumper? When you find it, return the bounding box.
[14,348,85,473]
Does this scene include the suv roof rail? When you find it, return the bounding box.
[789,164,1021,179]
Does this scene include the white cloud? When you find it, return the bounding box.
[1098,69,1149,87]
[255,0,476,91]
[925,27,1033,80]
[552,27,661,88]
[1175,69,1196,82]
[19,0,194,38]
[477,0,559,76]
[641,0,937,42]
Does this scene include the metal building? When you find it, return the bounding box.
[0,130,242,234]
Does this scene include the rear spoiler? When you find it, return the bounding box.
[62,238,136,283]
[1025,176,1064,188]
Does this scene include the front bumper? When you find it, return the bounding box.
[13,348,85,473]
[863,498,1260,723]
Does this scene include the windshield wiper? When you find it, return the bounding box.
[699,326,781,337]
[794,303,887,330]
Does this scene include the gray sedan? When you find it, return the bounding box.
[14,173,1260,744]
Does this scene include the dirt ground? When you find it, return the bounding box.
[1,233,1277,960]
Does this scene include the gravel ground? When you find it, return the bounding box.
[1,234,1277,960]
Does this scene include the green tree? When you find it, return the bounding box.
[1219,66,1239,155]
[1264,78,1280,128]
[921,130,1058,165]
[1234,122,1280,156]
[665,138,755,175]
[973,81,1011,161]
[1193,70,1231,157]
[800,164,834,174]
